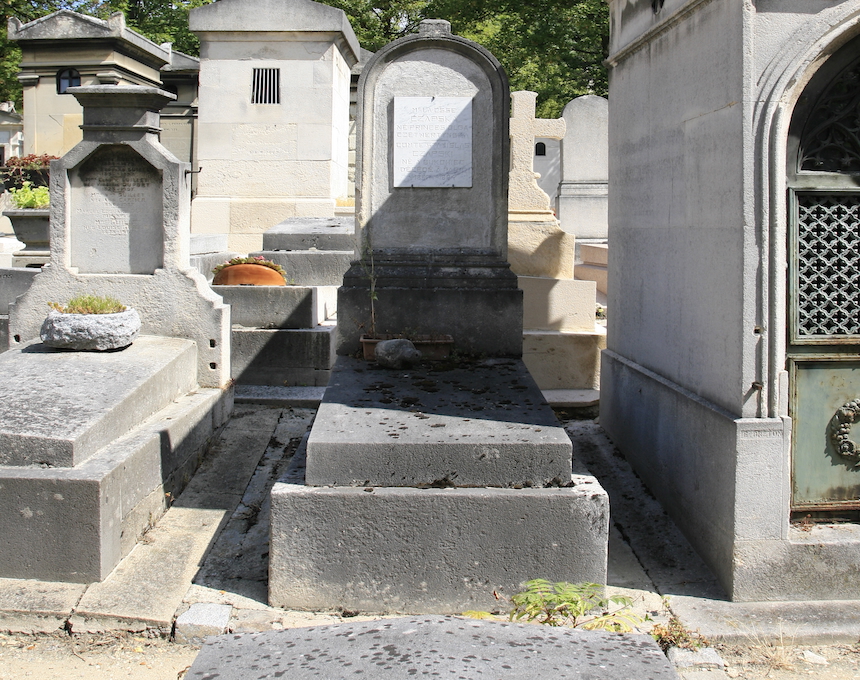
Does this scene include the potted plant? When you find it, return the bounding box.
[40,294,141,351]
[3,180,50,257]
[1,153,58,192]
[212,255,288,285]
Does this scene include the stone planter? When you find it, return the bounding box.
[360,334,454,361]
[212,263,286,286]
[40,308,141,351]
[2,209,50,257]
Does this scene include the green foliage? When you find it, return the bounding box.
[8,181,49,208]
[49,294,127,314]
[320,0,609,118]
[509,580,641,632]
[2,0,607,118]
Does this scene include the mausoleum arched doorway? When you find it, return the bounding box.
[787,33,860,519]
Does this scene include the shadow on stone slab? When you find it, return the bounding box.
[323,355,562,428]
[186,616,679,679]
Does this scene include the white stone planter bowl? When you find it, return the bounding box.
[40,308,141,351]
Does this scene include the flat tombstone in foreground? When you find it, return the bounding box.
[338,19,522,356]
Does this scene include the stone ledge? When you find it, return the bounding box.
[270,482,609,614]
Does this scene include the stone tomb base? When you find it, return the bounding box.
[269,357,608,613]
[0,336,232,583]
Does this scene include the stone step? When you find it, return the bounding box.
[251,250,353,286]
[262,216,356,251]
[305,356,572,488]
[522,327,606,391]
[576,262,608,295]
[231,323,336,387]
[0,384,232,583]
[215,285,336,329]
[0,336,198,467]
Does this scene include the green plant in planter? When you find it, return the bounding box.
[212,255,287,277]
[8,181,49,209]
[49,294,127,314]
[2,153,58,191]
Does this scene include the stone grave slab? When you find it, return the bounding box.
[0,336,196,467]
[262,217,355,251]
[186,617,679,679]
[0,368,230,582]
[306,356,572,487]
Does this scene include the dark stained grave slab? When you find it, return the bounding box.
[187,616,679,679]
[305,356,572,487]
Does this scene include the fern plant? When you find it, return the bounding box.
[508,580,641,632]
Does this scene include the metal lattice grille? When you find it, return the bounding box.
[800,62,860,173]
[796,193,860,337]
[251,68,280,105]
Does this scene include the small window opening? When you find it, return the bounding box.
[535,142,547,156]
[57,68,81,94]
[252,68,281,104]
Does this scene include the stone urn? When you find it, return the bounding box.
[40,308,141,351]
[212,263,286,286]
[2,208,50,257]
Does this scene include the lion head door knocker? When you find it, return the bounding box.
[828,400,860,467]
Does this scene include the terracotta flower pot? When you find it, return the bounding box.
[212,263,286,286]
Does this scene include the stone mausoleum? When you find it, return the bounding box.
[603,0,860,600]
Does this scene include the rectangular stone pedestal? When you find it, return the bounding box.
[269,355,609,613]
[307,356,571,487]
[270,480,608,614]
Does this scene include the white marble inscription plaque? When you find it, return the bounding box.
[393,97,472,188]
[69,146,163,274]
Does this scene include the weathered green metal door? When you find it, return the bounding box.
[787,39,860,513]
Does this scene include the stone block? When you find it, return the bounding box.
[0,336,197,467]
[508,218,576,278]
[519,275,596,332]
[270,481,608,613]
[191,233,229,255]
[174,603,232,643]
[522,328,605,391]
[262,217,356,251]
[0,387,231,582]
[337,284,523,357]
[581,242,608,266]
[190,251,241,282]
[188,618,676,679]
[306,356,572,488]
[190,197,231,235]
[215,285,324,329]
[0,267,38,315]
[231,326,335,386]
[251,250,353,286]
[576,263,607,295]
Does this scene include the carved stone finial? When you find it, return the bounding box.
[418,19,451,37]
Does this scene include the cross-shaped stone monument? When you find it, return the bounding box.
[509,90,565,214]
